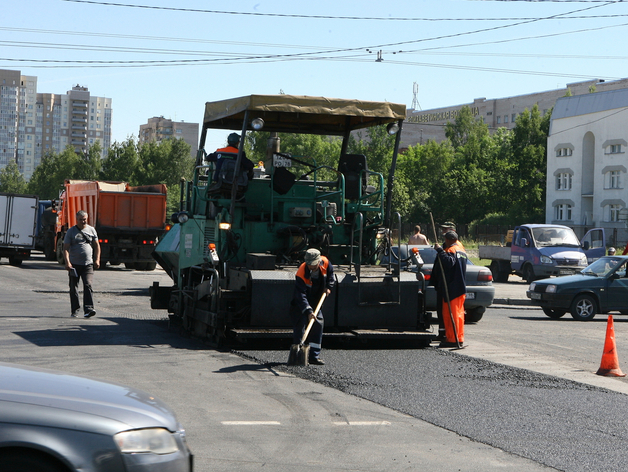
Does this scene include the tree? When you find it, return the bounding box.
[505,105,551,222]
[101,138,139,184]
[0,161,28,194]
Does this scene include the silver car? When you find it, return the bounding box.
[0,362,192,472]
[382,245,495,323]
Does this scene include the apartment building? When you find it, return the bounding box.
[139,116,198,158]
[0,69,112,181]
[547,88,628,244]
[401,78,628,148]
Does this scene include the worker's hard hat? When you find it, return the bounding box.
[609,247,616,255]
[227,133,240,146]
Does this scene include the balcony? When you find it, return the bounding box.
[72,102,88,107]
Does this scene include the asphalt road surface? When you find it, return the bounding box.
[3,255,628,471]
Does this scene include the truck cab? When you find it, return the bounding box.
[510,224,605,283]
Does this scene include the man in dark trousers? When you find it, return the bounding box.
[431,231,467,348]
[290,248,334,365]
[63,210,100,318]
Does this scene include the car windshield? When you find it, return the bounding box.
[581,257,625,277]
[532,227,581,248]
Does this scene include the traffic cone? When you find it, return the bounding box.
[596,315,626,377]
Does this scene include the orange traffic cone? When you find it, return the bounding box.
[596,315,626,377]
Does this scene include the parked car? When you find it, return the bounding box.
[381,245,495,323]
[526,255,628,321]
[0,362,193,472]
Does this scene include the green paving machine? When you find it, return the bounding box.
[149,94,433,345]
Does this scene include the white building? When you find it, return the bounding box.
[547,89,628,245]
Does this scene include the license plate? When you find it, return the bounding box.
[530,292,542,300]
[559,269,574,275]
[466,292,475,300]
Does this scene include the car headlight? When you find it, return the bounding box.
[546,284,557,293]
[529,282,536,291]
[114,428,179,454]
[579,255,588,266]
[540,255,552,265]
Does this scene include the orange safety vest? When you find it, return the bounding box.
[296,256,330,287]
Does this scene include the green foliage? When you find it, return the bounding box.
[26,138,195,207]
[0,161,28,194]
[27,145,102,199]
[396,104,551,230]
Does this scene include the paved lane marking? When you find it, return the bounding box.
[221,421,281,425]
[332,421,391,426]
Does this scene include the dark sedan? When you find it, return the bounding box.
[0,362,192,472]
[381,245,495,323]
[527,255,628,321]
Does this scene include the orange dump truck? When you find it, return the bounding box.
[55,180,168,270]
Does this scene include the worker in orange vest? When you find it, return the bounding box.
[290,248,334,365]
[432,231,467,348]
[213,132,254,181]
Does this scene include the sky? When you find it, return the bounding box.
[3,0,628,151]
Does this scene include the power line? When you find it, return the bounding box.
[61,0,627,21]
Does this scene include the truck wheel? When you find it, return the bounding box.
[523,265,536,284]
[542,308,566,319]
[465,307,484,323]
[145,261,157,271]
[56,235,65,265]
[8,257,23,267]
[125,262,137,270]
[570,294,597,321]
[44,236,56,261]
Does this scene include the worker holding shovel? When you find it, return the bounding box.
[432,231,468,348]
[289,248,335,365]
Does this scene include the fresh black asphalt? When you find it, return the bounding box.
[236,345,628,472]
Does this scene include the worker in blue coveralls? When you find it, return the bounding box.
[290,248,334,365]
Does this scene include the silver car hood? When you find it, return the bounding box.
[0,362,179,435]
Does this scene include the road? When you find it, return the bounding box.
[2,255,628,471]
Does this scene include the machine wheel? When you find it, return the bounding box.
[465,307,485,323]
[144,261,157,271]
[542,308,567,319]
[1,452,63,472]
[8,257,23,267]
[523,265,536,284]
[108,260,121,266]
[125,262,137,270]
[570,294,597,321]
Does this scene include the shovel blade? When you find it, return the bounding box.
[287,343,310,366]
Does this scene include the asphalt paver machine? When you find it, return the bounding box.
[150,94,433,345]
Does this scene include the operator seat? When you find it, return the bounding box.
[338,154,370,200]
[206,152,249,198]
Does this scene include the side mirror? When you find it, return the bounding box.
[521,237,528,247]
[583,241,590,250]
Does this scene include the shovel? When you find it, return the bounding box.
[287,292,327,366]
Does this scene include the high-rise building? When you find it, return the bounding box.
[139,116,198,158]
[0,69,112,181]
[0,69,37,178]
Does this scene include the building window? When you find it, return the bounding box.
[555,204,572,221]
[556,173,572,190]
[556,148,573,157]
[496,116,501,124]
[609,204,622,222]
[608,170,621,189]
[504,115,509,123]
[609,144,622,154]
